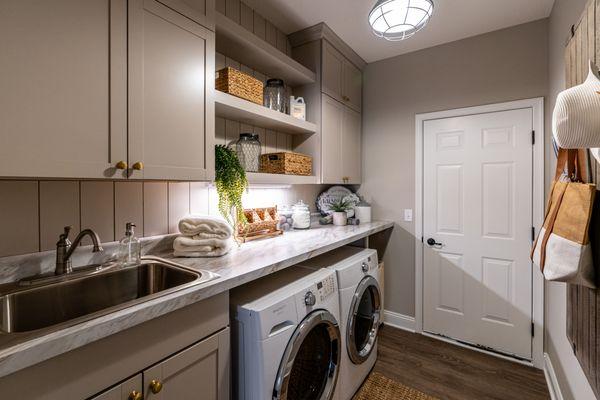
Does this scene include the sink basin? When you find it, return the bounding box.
[0,257,217,333]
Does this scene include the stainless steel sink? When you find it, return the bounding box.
[0,257,218,334]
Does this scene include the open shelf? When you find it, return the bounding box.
[246,172,318,185]
[214,91,317,135]
[215,13,316,87]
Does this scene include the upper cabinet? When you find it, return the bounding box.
[322,40,362,113]
[321,94,361,185]
[290,24,365,185]
[0,0,128,179]
[0,0,215,181]
[128,0,215,180]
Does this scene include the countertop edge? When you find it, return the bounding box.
[0,221,394,378]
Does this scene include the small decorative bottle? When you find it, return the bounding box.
[119,222,141,266]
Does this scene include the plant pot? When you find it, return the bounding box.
[332,211,347,226]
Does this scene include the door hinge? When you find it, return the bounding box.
[532,130,535,145]
[531,322,535,337]
[531,226,536,241]
[421,236,424,243]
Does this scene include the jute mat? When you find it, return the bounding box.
[353,372,439,400]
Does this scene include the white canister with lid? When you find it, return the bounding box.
[354,201,372,223]
[292,200,311,229]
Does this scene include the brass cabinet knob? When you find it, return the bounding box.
[343,95,350,102]
[115,161,128,170]
[132,161,144,171]
[128,391,143,400]
[149,379,163,394]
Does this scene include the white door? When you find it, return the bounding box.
[422,108,533,359]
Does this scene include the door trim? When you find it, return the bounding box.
[414,98,545,368]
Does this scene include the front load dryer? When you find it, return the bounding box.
[299,247,382,400]
[230,265,341,400]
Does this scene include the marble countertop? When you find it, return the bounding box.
[0,220,393,378]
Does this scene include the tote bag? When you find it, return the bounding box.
[531,148,596,288]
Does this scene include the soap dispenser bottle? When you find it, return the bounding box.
[119,222,141,266]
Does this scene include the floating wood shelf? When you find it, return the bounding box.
[214,91,317,135]
[215,13,316,87]
[246,172,318,185]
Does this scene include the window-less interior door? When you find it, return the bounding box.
[422,108,534,360]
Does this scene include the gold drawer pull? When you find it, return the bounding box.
[115,161,128,170]
[149,379,163,394]
[132,161,144,171]
[128,391,142,400]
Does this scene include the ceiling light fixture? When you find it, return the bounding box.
[369,0,434,41]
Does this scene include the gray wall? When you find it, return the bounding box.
[545,0,596,399]
[361,19,549,317]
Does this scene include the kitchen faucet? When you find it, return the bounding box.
[55,226,103,275]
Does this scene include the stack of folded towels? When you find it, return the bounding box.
[173,216,234,258]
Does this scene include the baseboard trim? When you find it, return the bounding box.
[383,310,416,332]
[544,353,564,400]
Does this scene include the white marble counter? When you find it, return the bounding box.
[0,221,393,378]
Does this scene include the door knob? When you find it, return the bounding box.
[426,238,443,247]
[132,161,144,171]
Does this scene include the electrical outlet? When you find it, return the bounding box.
[404,209,413,222]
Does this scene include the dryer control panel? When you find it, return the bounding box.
[316,274,336,302]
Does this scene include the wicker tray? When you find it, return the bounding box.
[259,152,312,176]
[216,67,263,105]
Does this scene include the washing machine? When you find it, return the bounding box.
[230,265,341,400]
[298,247,382,400]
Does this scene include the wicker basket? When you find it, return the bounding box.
[259,152,312,176]
[215,67,263,105]
[237,207,279,236]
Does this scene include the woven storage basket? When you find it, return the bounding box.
[237,207,279,236]
[215,67,263,105]
[260,152,312,176]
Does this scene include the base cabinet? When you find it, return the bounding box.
[91,328,230,400]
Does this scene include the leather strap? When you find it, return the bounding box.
[537,182,568,271]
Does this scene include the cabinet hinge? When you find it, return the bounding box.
[532,130,535,145]
[531,226,536,242]
[531,322,535,337]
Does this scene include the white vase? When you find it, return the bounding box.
[332,212,347,226]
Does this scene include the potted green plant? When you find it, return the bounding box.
[330,199,350,226]
[215,145,248,230]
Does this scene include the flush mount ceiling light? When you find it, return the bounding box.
[369,0,434,41]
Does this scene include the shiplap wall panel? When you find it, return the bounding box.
[565,2,600,397]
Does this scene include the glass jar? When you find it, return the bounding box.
[292,200,311,230]
[229,133,261,172]
[263,79,287,114]
[278,206,294,231]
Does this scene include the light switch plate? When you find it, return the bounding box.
[404,209,413,222]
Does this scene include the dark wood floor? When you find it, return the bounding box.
[373,325,550,400]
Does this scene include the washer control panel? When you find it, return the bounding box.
[315,275,336,302]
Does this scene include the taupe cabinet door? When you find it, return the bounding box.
[321,95,362,184]
[142,327,230,400]
[128,0,215,180]
[321,95,344,184]
[321,41,362,113]
[341,107,361,184]
[90,375,142,400]
[0,0,127,179]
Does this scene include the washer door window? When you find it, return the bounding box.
[347,276,382,364]
[273,310,341,400]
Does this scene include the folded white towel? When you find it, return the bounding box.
[178,216,232,239]
[173,236,233,258]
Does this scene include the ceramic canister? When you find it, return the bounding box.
[354,204,372,223]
